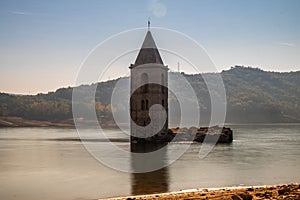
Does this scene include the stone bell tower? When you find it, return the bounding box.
[129,25,169,143]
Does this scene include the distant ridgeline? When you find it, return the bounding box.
[0,66,300,126]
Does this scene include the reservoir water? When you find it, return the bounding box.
[0,124,299,200]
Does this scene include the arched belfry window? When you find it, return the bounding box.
[161,73,164,94]
[141,73,149,93]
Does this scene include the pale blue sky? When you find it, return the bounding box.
[0,0,299,94]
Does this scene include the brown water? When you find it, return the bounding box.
[0,124,299,200]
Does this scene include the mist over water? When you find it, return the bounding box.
[0,124,299,200]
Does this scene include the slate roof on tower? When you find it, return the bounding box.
[133,31,164,66]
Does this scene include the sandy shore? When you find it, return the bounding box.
[102,184,300,200]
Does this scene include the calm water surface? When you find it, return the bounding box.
[0,124,299,200]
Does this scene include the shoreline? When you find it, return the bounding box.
[101,184,300,200]
[0,116,116,129]
[1,117,300,128]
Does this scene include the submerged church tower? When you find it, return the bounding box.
[129,26,169,143]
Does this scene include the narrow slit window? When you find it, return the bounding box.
[146,100,149,110]
[141,100,145,110]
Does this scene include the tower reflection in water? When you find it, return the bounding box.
[130,143,169,195]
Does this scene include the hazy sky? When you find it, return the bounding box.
[0,0,299,94]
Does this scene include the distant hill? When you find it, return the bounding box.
[0,66,299,126]
[222,66,300,123]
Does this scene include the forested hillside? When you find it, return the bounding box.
[0,66,299,125]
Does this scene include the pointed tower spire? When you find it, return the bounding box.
[133,29,164,66]
[148,17,150,31]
